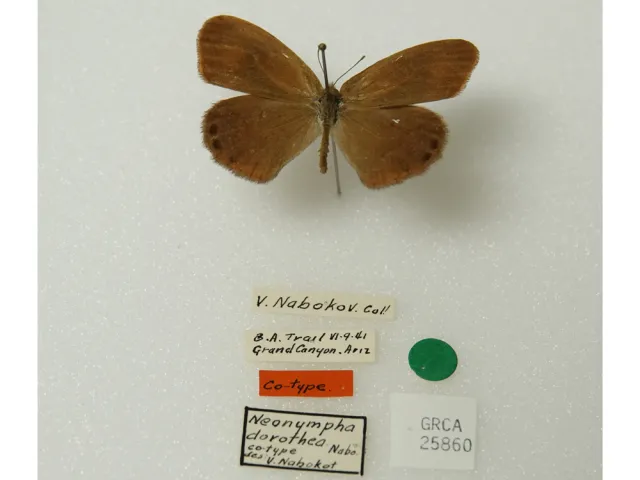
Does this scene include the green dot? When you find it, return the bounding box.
[408,338,458,381]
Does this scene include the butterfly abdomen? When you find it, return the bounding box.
[315,86,342,174]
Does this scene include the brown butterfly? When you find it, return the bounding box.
[197,15,479,190]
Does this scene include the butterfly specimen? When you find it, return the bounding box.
[197,15,479,190]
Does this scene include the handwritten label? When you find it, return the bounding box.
[246,329,375,363]
[390,394,477,470]
[241,407,367,475]
[259,370,353,397]
[253,287,395,320]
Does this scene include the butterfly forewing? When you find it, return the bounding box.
[340,40,479,108]
[202,95,321,183]
[334,106,448,188]
[197,16,322,101]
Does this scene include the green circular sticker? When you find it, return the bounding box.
[408,338,458,381]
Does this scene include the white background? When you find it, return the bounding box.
[38,1,601,479]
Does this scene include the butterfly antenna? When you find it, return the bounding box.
[331,135,342,196]
[317,43,330,89]
[334,55,366,85]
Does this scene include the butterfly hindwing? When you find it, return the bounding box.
[334,105,448,188]
[202,95,321,183]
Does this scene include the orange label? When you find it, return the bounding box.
[258,370,353,397]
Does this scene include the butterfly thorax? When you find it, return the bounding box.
[315,85,342,127]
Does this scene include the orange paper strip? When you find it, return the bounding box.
[259,370,354,397]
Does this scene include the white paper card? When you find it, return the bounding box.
[390,393,477,470]
[241,407,367,475]
[253,287,395,320]
[246,329,375,363]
